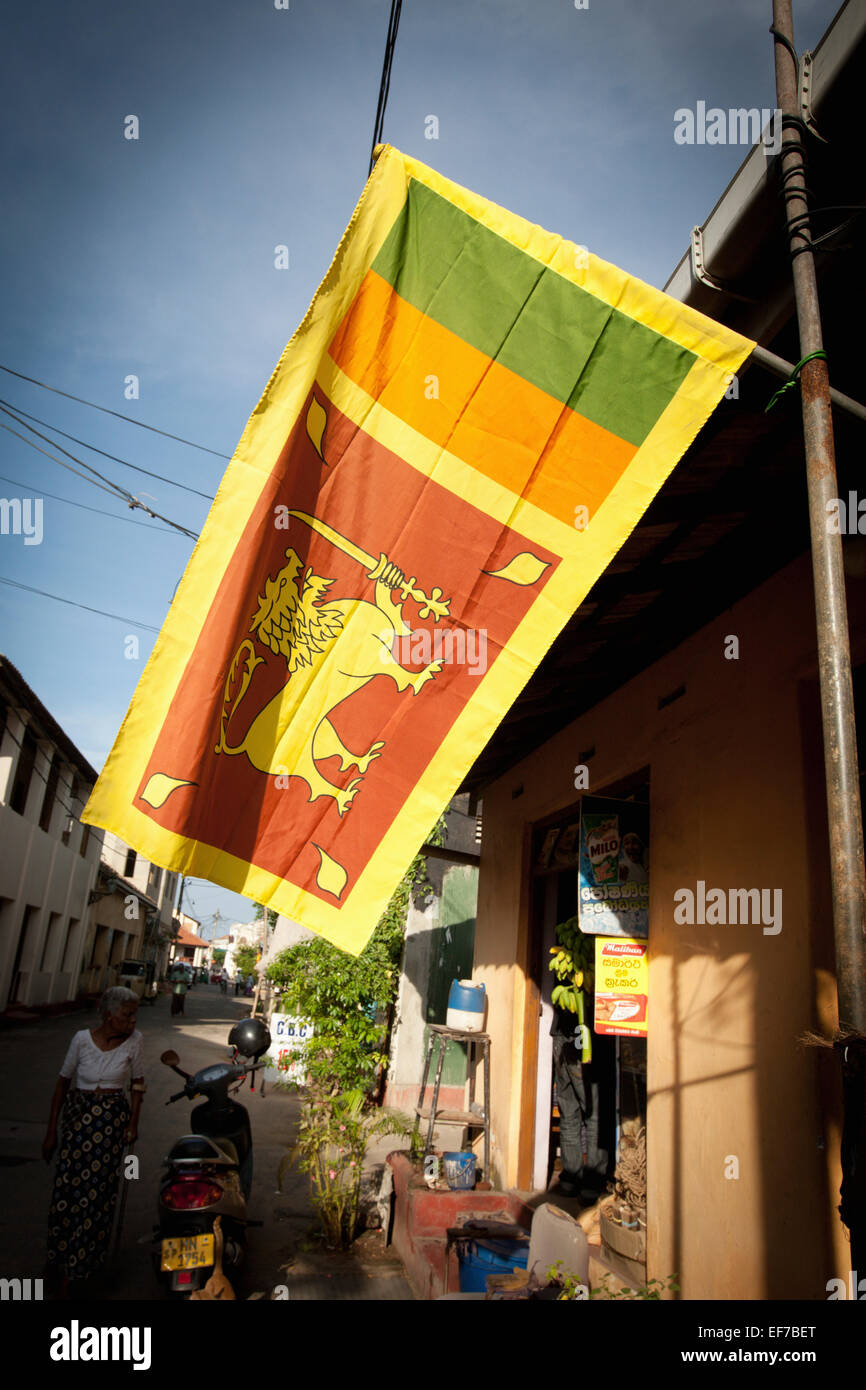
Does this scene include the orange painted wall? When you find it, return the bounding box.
[473,552,865,1299]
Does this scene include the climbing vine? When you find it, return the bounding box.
[265,818,445,1095]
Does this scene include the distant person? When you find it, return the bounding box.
[220,969,228,995]
[170,965,188,1016]
[234,972,241,996]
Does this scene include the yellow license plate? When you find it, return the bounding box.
[160,1233,215,1271]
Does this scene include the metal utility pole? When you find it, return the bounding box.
[771,0,866,1269]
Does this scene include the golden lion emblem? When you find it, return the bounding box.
[214,526,449,817]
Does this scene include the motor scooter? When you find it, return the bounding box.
[153,1022,270,1296]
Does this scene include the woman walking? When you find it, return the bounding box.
[42,986,145,1296]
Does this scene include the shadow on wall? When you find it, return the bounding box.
[401,914,476,1089]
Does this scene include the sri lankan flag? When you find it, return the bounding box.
[83,146,753,954]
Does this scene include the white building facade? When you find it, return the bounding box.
[0,657,102,1009]
[80,832,180,996]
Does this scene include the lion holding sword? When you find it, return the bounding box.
[214,511,451,816]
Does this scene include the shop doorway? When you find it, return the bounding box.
[519,773,649,1199]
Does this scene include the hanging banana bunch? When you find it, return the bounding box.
[549,914,594,1062]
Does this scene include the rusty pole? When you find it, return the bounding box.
[771,0,866,1268]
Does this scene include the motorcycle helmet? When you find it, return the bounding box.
[229,1016,272,1060]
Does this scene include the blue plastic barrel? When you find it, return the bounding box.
[446,979,486,1030]
[457,1238,529,1293]
[448,979,485,1013]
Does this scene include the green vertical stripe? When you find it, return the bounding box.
[373,180,695,446]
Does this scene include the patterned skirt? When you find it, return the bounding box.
[46,1088,130,1280]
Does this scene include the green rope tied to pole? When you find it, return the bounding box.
[765,350,828,413]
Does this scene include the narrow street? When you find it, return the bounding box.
[0,983,308,1299]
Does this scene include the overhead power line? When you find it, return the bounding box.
[0,471,185,535]
[0,417,131,503]
[0,397,215,500]
[0,406,201,541]
[0,363,231,459]
[0,576,161,633]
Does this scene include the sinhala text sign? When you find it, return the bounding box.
[578,794,649,938]
[594,937,649,1037]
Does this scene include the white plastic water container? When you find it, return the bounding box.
[446,979,486,1032]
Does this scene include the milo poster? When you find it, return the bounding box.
[578,795,649,938]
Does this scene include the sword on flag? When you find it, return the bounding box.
[287,510,451,620]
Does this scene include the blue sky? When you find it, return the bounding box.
[0,0,841,925]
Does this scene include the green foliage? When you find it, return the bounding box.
[212,949,226,965]
[544,1260,678,1301]
[546,1260,589,1300]
[269,820,445,1245]
[407,1125,426,1167]
[253,903,278,928]
[278,1088,414,1249]
[266,823,443,1096]
[234,946,258,979]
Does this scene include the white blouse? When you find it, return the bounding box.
[59,1029,145,1090]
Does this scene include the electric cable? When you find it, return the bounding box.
[0,398,215,500]
[0,471,187,536]
[368,0,403,174]
[0,400,156,499]
[0,575,161,632]
[0,417,138,504]
[0,363,230,458]
[0,409,201,541]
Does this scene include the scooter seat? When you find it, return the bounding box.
[167,1134,234,1165]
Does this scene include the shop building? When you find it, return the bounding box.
[461,4,866,1299]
